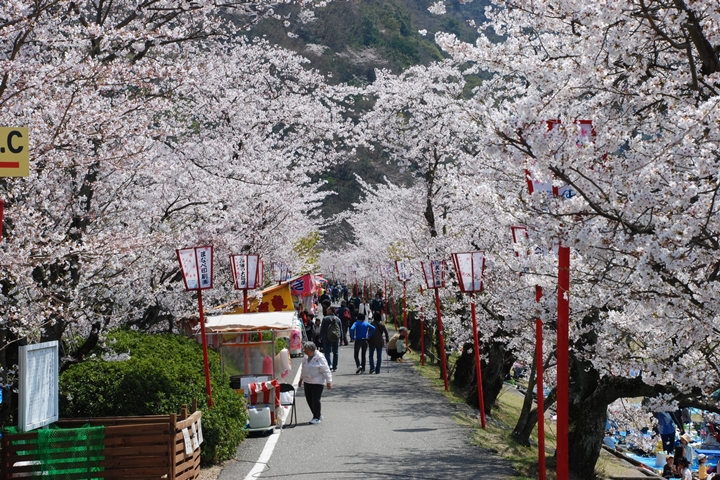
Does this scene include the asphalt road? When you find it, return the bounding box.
[219,341,513,480]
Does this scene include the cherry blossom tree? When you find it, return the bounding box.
[0,0,354,388]
[433,0,720,475]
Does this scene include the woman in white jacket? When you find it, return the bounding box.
[297,342,332,424]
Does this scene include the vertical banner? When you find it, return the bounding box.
[232,255,248,289]
[422,260,445,288]
[196,246,213,289]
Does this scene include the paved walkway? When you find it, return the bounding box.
[219,340,514,479]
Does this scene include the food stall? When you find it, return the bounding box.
[203,311,299,432]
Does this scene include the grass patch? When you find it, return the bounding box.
[408,351,553,479]
[408,352,648,480]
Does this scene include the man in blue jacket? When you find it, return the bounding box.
[350,313,375,374]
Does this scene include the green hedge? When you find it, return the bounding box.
[59,329,247,466]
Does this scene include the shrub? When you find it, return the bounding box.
[59,329,247,466]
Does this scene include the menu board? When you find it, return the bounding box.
[19,341,59,432]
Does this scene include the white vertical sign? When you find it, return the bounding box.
[19,341,59,432]
[232,255,248,289]
[196,247,213,289]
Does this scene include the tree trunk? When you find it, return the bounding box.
[452,342,475,391]
[568,396,608,480]
[512,354,537,446]
[514,389,557,446]
[480,339,515,414]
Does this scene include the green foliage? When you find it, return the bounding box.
[293,230,322,273]
[59,330,247,466]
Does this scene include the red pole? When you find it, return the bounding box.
[403,282,408,329]
[243,289,248,313]
[470,295,486,429]
[0,199,4,240]
[535,285,546,480]
[557,246,570,480]
[384,279,387,307]
[420,307,425,366]
[391,287,398,329]
[197,289,214,408]
[434,288,449,392]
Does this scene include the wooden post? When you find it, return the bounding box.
[169,413,177,479]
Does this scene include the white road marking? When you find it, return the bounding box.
[243,366,302,479]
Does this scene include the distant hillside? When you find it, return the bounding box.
[250,0,489,82]
[246,0,490,244]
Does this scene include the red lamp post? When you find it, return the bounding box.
[0,198,4,240]
[451,251,487,429]
[421,260,449,392]
[512,224,547,479]
[176,246,215,407]
[419,306,425,366]
[230,254,263,312]
[394,260,411,329]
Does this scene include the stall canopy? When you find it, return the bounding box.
[204,311,295,333]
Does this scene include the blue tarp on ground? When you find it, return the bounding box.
[625,452,715,472]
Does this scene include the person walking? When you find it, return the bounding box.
[350,313,375,374]
[368,311,389,374]
[370,291,384,317]
[297,342,332,425]
[337,301,353,346]
[654,411,677,454]
[320,306,341,371]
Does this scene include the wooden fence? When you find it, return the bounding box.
[1,406,202,479]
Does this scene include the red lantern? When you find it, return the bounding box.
[420,260,446,289]
[421,260,449,392]
[451,252,485,293]
[451,251,487,429]
[176,245,215,407]
[230,254,263,290]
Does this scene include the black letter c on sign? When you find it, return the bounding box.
[8,130,23,154]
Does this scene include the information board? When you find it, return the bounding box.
[19,341,59,432]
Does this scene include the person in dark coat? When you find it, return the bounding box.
[368,312,389,374]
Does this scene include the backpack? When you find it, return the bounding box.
[327,317,341,343]
[340,308,352,322]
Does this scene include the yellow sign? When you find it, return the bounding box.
[0,127,29,177]
[230,283,295,314]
